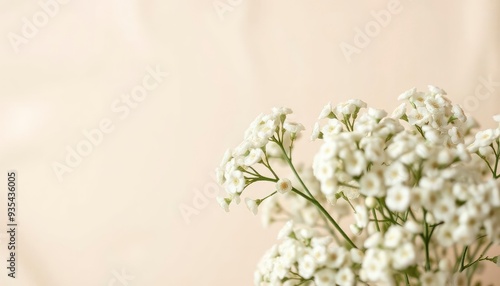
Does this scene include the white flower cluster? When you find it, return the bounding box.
[215,107,304,212]
[216,86,500,285]
[255,222,358,286]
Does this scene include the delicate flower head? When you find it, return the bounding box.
[245,198,259,215]
[216,197,230,212]
[276,178,293,194]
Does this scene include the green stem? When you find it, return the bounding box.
[404,273,410,286]
[292,188,357,249]
[372,209,381,232]
[273,137,357,248]
[459,246,469,272]
[423,210,431,271]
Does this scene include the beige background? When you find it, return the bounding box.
[0,1,499,285]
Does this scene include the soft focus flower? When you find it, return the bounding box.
[245,198,259,215]
[385,185,410,212]
[216,197,230,212]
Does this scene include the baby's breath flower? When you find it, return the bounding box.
[336,267,355,286]
[298,254,317,279]
[283,121,305,135]
[216,197,230,212]
[277,220,294,240]
[427,85,447,95]
[276,178,292,194]
[311,122,321,140]
[398,87,417,101]
[245,198,259,215]
[385,185,410,212]
[314,268,336,286]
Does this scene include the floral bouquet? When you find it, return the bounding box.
[215,86,500,286]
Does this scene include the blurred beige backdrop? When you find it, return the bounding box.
[0,0,499,285]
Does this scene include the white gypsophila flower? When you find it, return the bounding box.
[365,196,377,209]
[424,96,446,115]
[326,246,348,268]
[420,271,447,286]
[383,162,408,186]
[272,107,293,116]
[273,257,287,280]
[361,248,390,282]
[318,102,334,119]
[277,220,294,240]
[428,85,447,95]
[311,122,321,141]
[347,98,367,108]
[314,268,336,286]
[225,170,245,194]
[474,129,498,147]
[234,140,252,157]
[360,137,386,163]
[215,167,225,185]
[216,197,230,212]
[383,225,404,249]
[353,114,377,134]
[311,236,332,248]
[230,193,241,204]
[385,185,411,212]
[337,102,356,116]
[407,106,430,126]
[436,224,455,247]
[391,243,416,270]
[410,92,426,106]
[404,220,422,234]
[278,239,299,268]
[220,148,232,167]
[336,267,355,286]
[322,118,344,137]
[392,102,407,118]
[298,228,313,240]
[320,178,338,196]
[367,108,387,120]
[283,121,305,135]
[433,195,456,222]
[364,232,382,249]
[276,178,292,194]
[350,248,364,264]
[419,175,444,192]
[244,148,264,166]
[343,150,366,177]
[245,198,259,215]
[350,224,362,236]
[360,171,385,197]
[298,254,317,279]
[493,114,500,123]
[311,244,328,265]
[354,205,369,228]
[452,104,466,121]
[398,87,417,101]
